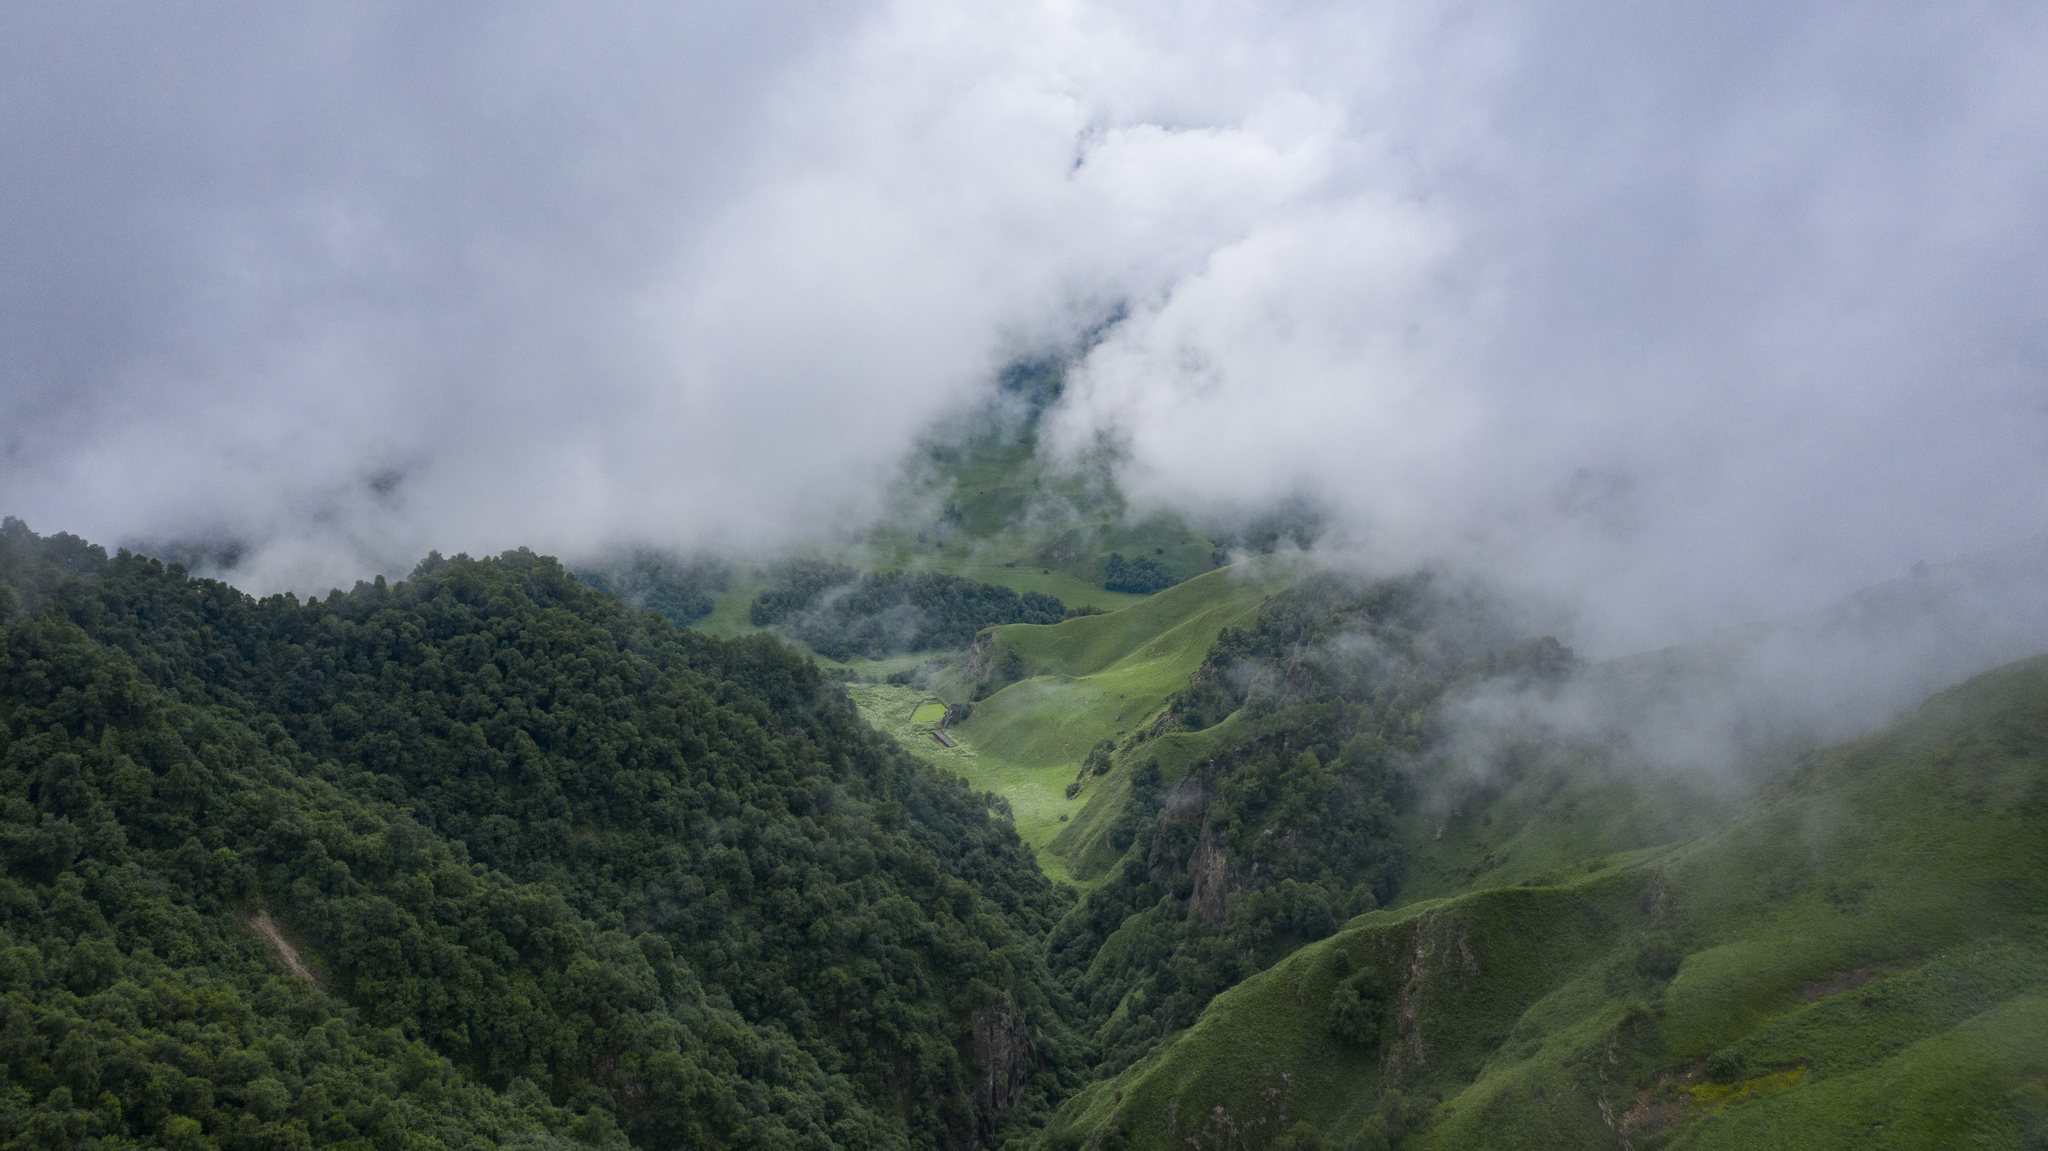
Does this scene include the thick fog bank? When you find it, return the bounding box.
[2,1,2043,659]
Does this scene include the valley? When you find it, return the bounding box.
[3,425,2043,1150]
[692,422,2048,1148]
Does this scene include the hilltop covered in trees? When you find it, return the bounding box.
[8,517,1778,1151]
[0,520,1081,1150]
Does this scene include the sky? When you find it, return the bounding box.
[4,0,2046,657]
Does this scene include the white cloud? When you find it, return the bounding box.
[2,0,2044,660]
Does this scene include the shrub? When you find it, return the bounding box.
[1085,739,1116,776]
[1707,1049,1747,1084]
[1326,972,1384,1047]
[1635,938,1682,981]
[1103,552,1178,595]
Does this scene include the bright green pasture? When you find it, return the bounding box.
[909,701,948,723]
[845,682,979,772]
[927,557,1306,877]
[845,680,1084,884]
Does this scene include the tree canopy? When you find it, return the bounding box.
[0,519,1076,1150]
[1098,555,1176,597]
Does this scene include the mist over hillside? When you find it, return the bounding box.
[1430,537,2048,792]
[3,0,2045,665]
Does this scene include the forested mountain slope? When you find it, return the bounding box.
[0,520,1077,1150]
[748,562,1069,661]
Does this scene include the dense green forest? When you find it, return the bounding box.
[0,520,1083,1150]
[1160,573,1575,732]
[0,521,1518,1150]
[570,550,730,627]
[749,565,1066,660]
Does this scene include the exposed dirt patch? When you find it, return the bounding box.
[1641,878,1673,924]
[246,909,323,989]
[1622,1062,1705,1139]
[1626,1060,1814,1139]
[1800,962,1904,1002]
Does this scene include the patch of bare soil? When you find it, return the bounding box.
[1622,1063,1705,1140]
[1800,962,1904,1002]
[246,909,323,989]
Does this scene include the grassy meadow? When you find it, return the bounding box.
[919,557,1308,879]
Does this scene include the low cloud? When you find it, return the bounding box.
[1433,539,2048,793]
[2,0,2043,679]
[1043,2,2048,656]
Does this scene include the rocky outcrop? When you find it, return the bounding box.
[1382,909,1480,1083]
[1159,769,1210,822]
[1185,828,1233,926]
[964,628,995,681]
[1144,765,1245,926]
[967,991,1036,1148]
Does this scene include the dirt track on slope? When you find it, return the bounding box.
[248,909,323,988]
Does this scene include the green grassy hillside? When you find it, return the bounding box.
[1042,654,2048,1150]
[921,558,1308,877]
[554,390,2048,1149]
[1046,712,1257,890]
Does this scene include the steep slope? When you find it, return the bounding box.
[1041,654,2048,1150]
[0,521,1075,1150]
